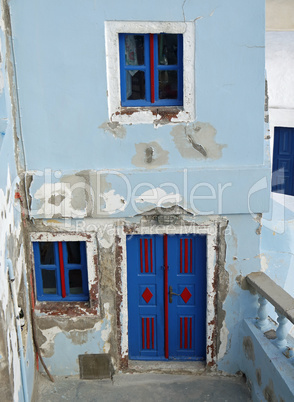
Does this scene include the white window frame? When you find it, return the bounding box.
[105,21,195,125]
[31,231,99,315]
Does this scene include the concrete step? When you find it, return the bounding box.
[35,372,251,401]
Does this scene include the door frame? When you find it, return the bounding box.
[116,217,226,370]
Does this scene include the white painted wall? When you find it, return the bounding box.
[266,32,294,110]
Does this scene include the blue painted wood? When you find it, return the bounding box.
[120,33,183,107]
[33,241,89,301]
[127,234,206,361]
[62,241,89,301]
[33,241,61,301]
[127,235,165,359]
[168,235,206,360]
[272,127,294,196]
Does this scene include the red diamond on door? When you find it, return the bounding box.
[142,287,153,304]
[181,287,192,304]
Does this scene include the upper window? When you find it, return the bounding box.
[33,241,89,301]
[119,33,183,107]
[272,127,294,196]
[105,21,195,124]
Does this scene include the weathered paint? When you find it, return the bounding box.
[28,168,270,219]
[239,319,294,402]
[131,142,169,168]
[170,122,226,160]
[99,121,127,139]
[0,1,35,399]
[0,0,277,393]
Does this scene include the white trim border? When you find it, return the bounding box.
[117,221,218,367]
[105,21,195,125]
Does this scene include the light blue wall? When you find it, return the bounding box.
[240,319,294,401]
[5,0,271,379]
[8,0,270,219]
[10,0,266,172]
[218,214,263,373]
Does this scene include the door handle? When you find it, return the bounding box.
[169,285,180,303]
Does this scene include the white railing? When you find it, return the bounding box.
[246,272,294,358]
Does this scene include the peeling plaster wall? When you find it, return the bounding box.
[217,214,263,373]
[4,0,271,378]
[34,305,114,375]
[0,2,35,400]
[25,211,264,375]
[27,167,270,220]
[28,222,121,375]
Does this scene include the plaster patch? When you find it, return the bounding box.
[48,194,65,206]
[260,254,269,272]
[135,187,182,206]
[218,321,229,360]
[103,342,110,354]
[66,330,89,345]
[263,379,278,402]
[61,173,88,212]
[33,182,86,218]
[99,121,126,139]
[39,326,62,358]
[101,303,112,342]
[97,224,115,249]
[101,189,126,214]
[36,317,98,332]
[256,368,262,386]
[235,274,256,294]
[253,254,269,273]
[243,336,255,362]
[88,171,111,217]
[170,122,226,160]
[131,141,169,168]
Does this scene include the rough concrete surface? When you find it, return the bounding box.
[36,372,251,402]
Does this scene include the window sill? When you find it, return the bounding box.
[111,106,193,126]
[34,299,99,317]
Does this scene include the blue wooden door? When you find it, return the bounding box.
[272,127,294,195]
[127,234,206,361]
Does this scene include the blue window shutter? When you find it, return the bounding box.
[62,241,89,301]
[119,33,183,107]
[33,241,89,302]
[119,34,150,107]
[33,242,62,301]
[153,34,183,106]
[272,127,294,196]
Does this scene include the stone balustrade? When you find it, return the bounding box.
[246,272,294,357]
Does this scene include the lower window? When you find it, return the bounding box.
[33,241,89,301]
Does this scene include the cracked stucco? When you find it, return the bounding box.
[171,122,226,160]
